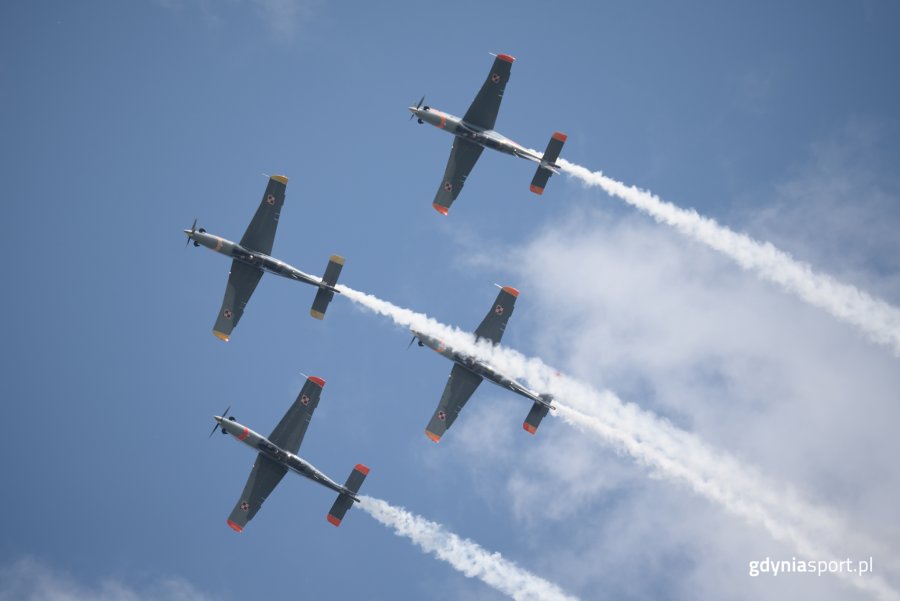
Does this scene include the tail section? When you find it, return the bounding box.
[310,255,345,320]
[523,394,553,435]
[327,463,369,527]
[530,132,567,195]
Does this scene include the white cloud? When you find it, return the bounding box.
[153,0,315,40]
[250,0,315,41]
[0,558,213,601]
[557,153,900,356]
[483,201,900,598]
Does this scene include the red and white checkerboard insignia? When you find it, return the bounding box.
[266,194,276,205]
[494,304,504,315]
[223,309,233,319]
[240,501,249,512]
[443,182,453,192]
[437,411,446,421]
[301,394,310,406]
[491,73,500,84]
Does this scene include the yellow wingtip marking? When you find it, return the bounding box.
[213,330,230,342]
[271,175,288,185]
[329,255,345,266]
[310,310,325,320]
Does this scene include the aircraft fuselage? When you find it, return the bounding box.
[412,329,546,406]
[409,106,554,169]
[214,416,351,498]
[186,230,325,289]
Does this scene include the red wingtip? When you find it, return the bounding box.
[354,463,370,476]
[227,519,243,533]
[425,430,441,443]
[432,203,449,216]
[496,53,516,63]
[530,184,544,195]
[327,514,342,527]
[308,376,325,388]
[501,285,520,298]
[552,131,568,143]
[523,422,537,435]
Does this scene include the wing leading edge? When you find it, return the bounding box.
[432,138,484,215]
[239,175,287,256]
[425,364,483,442]
[267,376,326,455]
[462,54,515,131]
[473,286,519,345]
[226,454,288,533]
[213,260,264,341]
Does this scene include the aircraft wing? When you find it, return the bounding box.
[267,376,325,455]
[432,138,484,214]
[212,260,264,341]
[239,175,287,255]
[461,54,514,131]
[226,454,288,533]
[474,286,518,345]
[425,364,483,442]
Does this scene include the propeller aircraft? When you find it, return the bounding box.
[212,376,369,532]
[408,54,568,215]
[410,285,555,442]
[185,175,344,341]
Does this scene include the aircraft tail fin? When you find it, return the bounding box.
[327,463,369,527]
[530,132,567,195]
[523,394,553,435]
[310,255,345,320]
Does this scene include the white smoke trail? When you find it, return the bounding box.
[359,496,578,601]
[338,284,900,601]
[557,158,900,356]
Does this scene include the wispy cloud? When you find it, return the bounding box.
[250,0,315,41]
[153,0,315,40]
[0,558,213,601]
[557,158,900,357]
[337,284,900,601]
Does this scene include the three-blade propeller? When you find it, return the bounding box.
[185,218,198,247]
[209,405,232,437]
[409,95,425,120]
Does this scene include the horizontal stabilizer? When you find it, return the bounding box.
[530,132,567,195]
[327,463,369,527]
[310,255,345,320]
[523,394,553,435]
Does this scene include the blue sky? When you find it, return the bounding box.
[2,1,900,600]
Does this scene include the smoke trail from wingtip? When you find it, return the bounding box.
[359,496,579,601]
[556,158,900,356]
[338,284,900,601]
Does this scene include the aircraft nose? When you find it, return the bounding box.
[408,106,417,114]
[213,415,223,424]
[183,229,192,237]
